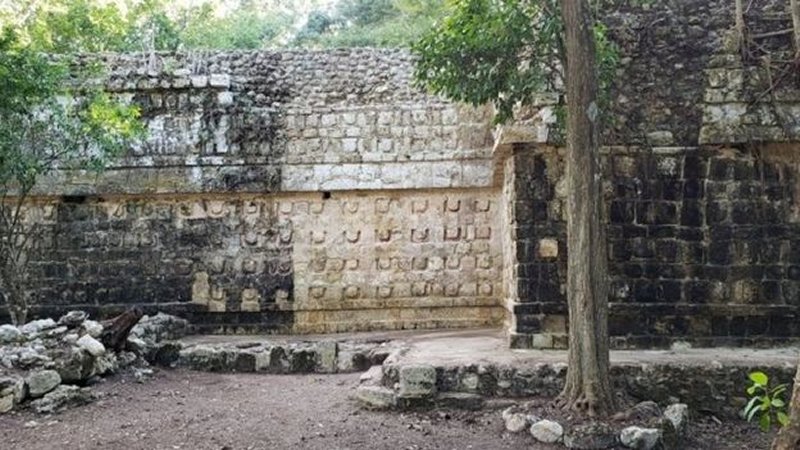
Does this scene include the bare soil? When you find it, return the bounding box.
[0,369,773,450]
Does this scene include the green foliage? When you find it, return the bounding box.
[0,28,142,324]
[178,2,294,50]
[743,371,790,432]
[413,0,620,126]
[0,29,142,191]
[21,0,131,53]
[294,0,449,48]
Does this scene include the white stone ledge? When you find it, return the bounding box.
[281,160,494,192]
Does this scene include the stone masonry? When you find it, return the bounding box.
[2,0,800,347]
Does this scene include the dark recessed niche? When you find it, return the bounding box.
[61,195,88,204]
[322,191,332,200]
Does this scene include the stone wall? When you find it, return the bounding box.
[506,144,800,348]
[6,49,504,334]
[4,0,800,343]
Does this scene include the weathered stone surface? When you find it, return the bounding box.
[503,412,529,433]
[397,365,437,399]
[530,419,564,444]
[20,319,57,337]
[563,423,617,450]
[131,313,190,344]
[0,393,13,413]
[58,311,87,328]
[54,348,96,383]
[26,370,61,398]
[359,365,383,385]
[77,335,106,357]
[620,426,661,450]
[664,403,689,436]
[31,385,95,414]
[315,341,338,374]
[355,385,396,410]
[0,325,22,344]
[82,320,103,338]
[0,376,25,413]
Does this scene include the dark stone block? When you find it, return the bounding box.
[683,179,704,199]
[706,202,728,224]
[731,202,759,224]
[610,201,635,224]
[709,158,734,180]
[680,201,703,227]
[683,156,707,179]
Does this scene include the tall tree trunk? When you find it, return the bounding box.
[558,0,615,416]
[735,0,747,57]
[772,361,800,449]
[791,0,800,56]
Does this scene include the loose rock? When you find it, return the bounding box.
[620,426,661,450]
[58,311,87,328]
[77,335,106,357]
[20,319,57,337]
[31,385,95,414]
[356,385,396,409]
[26,370,61,398]
[504,412,529,433]
[82,320,104,338]
[0,324,22,344]
[664,403,689,436]
[564,422,617,449]
[530,419,564,444]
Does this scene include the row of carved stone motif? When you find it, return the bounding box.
[306,281,497,300]
[306,255,496,273]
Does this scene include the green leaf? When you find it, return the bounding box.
[760,413,771,432]
[750,372,769,387]
[743,396,761,420]
[778,412,790,427]
[747,385,758,395]
[747,401,762,422]
[772,398,785,408]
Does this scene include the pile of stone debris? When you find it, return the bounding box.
[0,311,188,415]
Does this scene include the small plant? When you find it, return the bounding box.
[744,371,790,432]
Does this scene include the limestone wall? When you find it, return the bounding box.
[6,0,800,343]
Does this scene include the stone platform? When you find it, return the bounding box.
[344,329,800,417]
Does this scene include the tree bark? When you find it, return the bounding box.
[791,0,800,56]
[558,0,615,416]
[100,307,144,352]
[772,361,800,450]
[735,0,747,57]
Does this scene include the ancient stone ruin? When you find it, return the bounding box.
[2,0,800,353]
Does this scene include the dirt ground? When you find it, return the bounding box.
[0,369,773,450]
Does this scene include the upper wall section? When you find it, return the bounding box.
[39,0,800,196]
[41,49,495,196]
[502,0,800,148]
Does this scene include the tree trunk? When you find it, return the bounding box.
[735,0,747,57]
[100,307,144,352]
[791,0,800,56]
[557,0,615,416]
[772,361,800,450]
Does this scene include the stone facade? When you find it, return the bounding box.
[3,0,800,345]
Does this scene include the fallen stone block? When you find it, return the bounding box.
[564,422,617,449]
[0,324,22,344]
[531,419,564,444]
[31,385,95,414]
[26,370,61,398]
[77,335,106,357]
[397,365,437,399]
[620,426,661,450]
[356,385,396,410]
